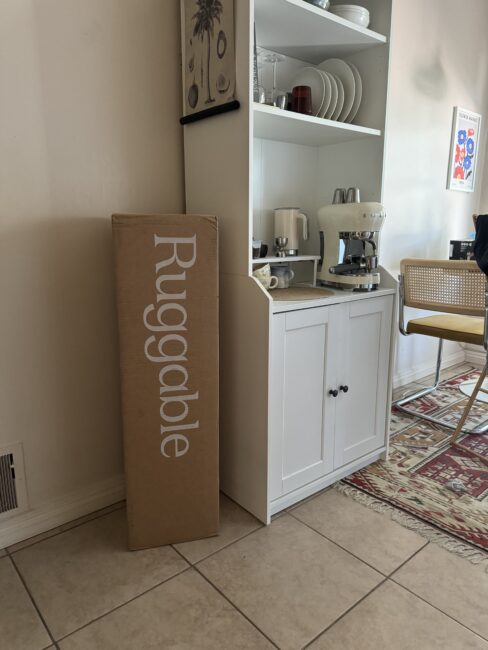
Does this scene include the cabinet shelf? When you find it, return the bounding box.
[253,104,381,146]
[252,254,320,265]
[255,0,387,64]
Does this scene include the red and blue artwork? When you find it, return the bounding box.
[448,107,481,192]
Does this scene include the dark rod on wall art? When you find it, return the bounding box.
[180,100,240,125]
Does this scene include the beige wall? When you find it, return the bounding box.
[0,0,184,512]
[382,0,488,382]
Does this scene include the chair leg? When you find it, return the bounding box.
[450,362,488,465]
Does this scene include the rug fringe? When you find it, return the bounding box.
[335,482,488,567]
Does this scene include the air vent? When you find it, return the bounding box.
[0,443,28,520]
[0,453,18,513]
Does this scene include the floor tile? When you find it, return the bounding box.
[198,514,382,650]
[59,501,125,532]
[394,543,488,640]
[13,509,188,640]
[0,557,52,650]
[59,569,273,649]
[174,494,262,564]
[291,489,426,574]
[309,580,488,649]
[7,527,63,553]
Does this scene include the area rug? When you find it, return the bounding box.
[342,368,488,556]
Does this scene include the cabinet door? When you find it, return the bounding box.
[334,296,393,468]
[269,307,337,499]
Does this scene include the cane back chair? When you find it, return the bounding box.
[395,259,488,454]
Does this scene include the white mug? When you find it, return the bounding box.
[253,264,279,290]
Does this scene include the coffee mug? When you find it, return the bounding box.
[270,265,295,289]
[253,264,279,290]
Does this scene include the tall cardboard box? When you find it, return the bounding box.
[112,214,219,549]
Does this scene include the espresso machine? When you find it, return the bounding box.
[317,202,386,290]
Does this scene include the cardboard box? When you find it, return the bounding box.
[112,214,219,549]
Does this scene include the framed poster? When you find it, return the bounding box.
[180,0,239,125]
[447,107,482,192]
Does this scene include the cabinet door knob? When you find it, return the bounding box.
[328,389,338,397]
[340,385,349,393]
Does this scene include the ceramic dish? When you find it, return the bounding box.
[317,70,333,119]
[344,61,362,123]
[329,73,345,121]
[290,67,326,117]
[329,4,370,27]
[318,59,355,122]
[321,71,338,119]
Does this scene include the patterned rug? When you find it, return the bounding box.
[343,368,488,552]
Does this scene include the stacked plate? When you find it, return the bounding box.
[329,4,370,28]
[290,58,362,124]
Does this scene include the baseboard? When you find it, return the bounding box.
[464,344,486,366]
[0,474,125,549]
[393,349,466,389]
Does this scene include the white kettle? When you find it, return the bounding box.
[274,208,308,256]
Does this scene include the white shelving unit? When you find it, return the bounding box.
[252,254,320,265]
[183,0,394,524]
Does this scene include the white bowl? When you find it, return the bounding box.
[329,4,370,27]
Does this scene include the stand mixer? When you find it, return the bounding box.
[317,202,386,290]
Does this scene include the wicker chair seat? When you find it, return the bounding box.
[407,314,484,345]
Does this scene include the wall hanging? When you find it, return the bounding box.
[447,106,482,192]
[180,0,239,125]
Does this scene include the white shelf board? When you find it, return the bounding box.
[253,104,381,147]
[252,255,320,265]
[255,0,387,64]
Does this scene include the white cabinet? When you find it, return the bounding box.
[270,295,393,502]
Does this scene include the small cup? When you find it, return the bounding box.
[291,85,312,115]
[346,187,361,203]
[252,239,262,259]
[270,265,295,289]
[252,264,279,290]
[332,188,346,204]
[275,93,288,110]
[259,243,268,258]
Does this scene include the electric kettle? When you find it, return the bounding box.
[274,208,308,256]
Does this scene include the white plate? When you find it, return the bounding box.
[330,73,345,121]
[345,61,362,123]
[317,71,333,119]
[290,67,326,117]
[320,71,337,119]
[318,59,355,122]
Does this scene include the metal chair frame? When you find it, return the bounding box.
[394,259,488,437]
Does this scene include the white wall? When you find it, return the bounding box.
[382,0,488,384]
[0,0,184,541]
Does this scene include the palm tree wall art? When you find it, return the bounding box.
[181,0,237,123]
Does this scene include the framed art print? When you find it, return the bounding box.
[447,107,482,192]
[180,0,239,125]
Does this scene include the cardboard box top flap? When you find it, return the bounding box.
[112,213,218,231]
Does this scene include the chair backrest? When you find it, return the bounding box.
[400,258,486,317]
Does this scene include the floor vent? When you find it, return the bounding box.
[0,443,28,519]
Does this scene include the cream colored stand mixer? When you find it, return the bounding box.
[274,208,308,256]
[317,202,386,290]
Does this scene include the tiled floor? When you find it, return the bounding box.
[2,489,488,650]
[2,363,487,649]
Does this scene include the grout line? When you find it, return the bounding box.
[287,510,389,578]
[387,539,430,577]
[178,524,264,568]
[301,576,389,649]
[6,502,126,555]
[56,564,192,644]
[9,554,58,648]
[192,564,281,650]
[389,571,488,643]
